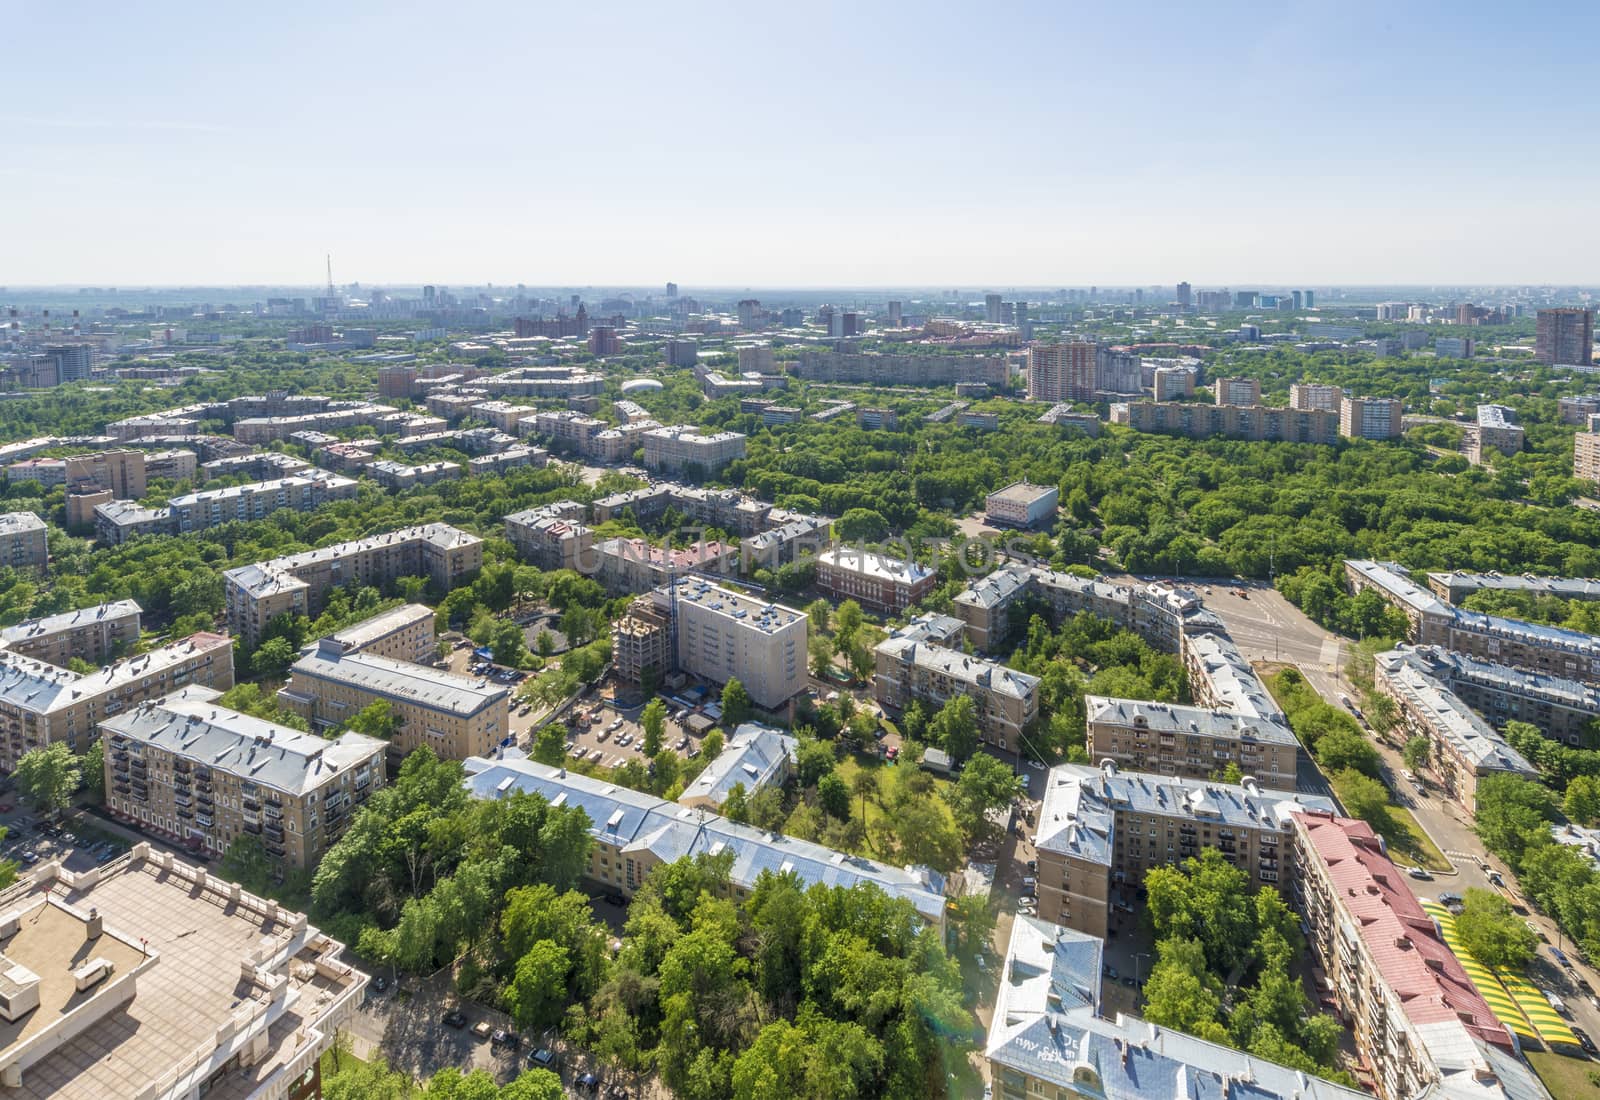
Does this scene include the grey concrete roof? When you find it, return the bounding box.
[290,646,507,716]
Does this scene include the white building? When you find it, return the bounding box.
[652,580,806,710]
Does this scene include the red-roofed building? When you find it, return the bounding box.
[1289,810,1547,1100]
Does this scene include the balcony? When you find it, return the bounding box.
[242,798,261,813]
[242,821,262,835]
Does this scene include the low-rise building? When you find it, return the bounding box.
[468,444,546,476]
[739,515,830,572]
[168,474,359,532]
[104,685,385,867]
[815,546,936,614]
[1290,810,1543,1100]
[0,599,141,666]
[1426,570,1600,606]
[987,914,1368,1100]
[1372,649,1538,812]
[874,620,1040,753]
[597,537,738,595]
[464,752,947,927]
[1033,763,1332,936]
[984,481,1059,529]
[0,632,234,771]
[1396,644,1600,747]
[678,722,796,810]
[650,580,806,710]
[368,459,463,491]
[279,640,510,764]
[223,524,483,646]
[1179,630,1283,722]
[1084,695,1299,790]
[0,841,368,1099]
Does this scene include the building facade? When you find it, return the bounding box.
[1339,396,1404,440]
[0,600,141,666]
[1085,695,1299,790]
[815,546,936,614]
[984,481,1059,529]
[1536,307,1594,365]
[649,580,805,710]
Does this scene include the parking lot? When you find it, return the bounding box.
[0,797,135,874]
[559,699,709,771]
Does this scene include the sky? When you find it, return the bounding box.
[5,0,1600,287]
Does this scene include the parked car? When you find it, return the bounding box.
[1488,870,1505,887]
[471,1020,494,1041]
[372,975,388,993]
[528,1048,557,1069]
[1528,920,1548,943]
[443,1010,467,1029]
[1571,1027,1597,1056]
[20,850,37,865]
[1407,867,1432,880]
[1019,895,1037,908]
[1544,989,1569,1016]
[1438,892,1464,912]
[491,1028,519,1049]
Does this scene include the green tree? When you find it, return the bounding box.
[809,634,836,680]
[220,834,276,893]
[250,636,297,679]
[722,782,750,823]
[642,698,667,758]
[15,743,80,817]
[1333,770,1396,838]
[347,699,403,740]
[721,678,754,727]
[531,724,567,766]
[506,939,572,1031]
[1565,774,1600,826]
[805,599,832,636]
[1456,887,1538,970]
[944,753,1023,841]
[1402,735,1431,772]
[928,694,979,764]
[81,739,105,801]
[493,619,531,667]
[702,728,724,761]
[536,630,554,658]
[1141,936,1229,1045]
[816,772,851,819]
[834,600,864,652]
[1313,726,1382,777]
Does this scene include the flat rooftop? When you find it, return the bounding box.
[0,513,46,535]
[986,480,1057,506]
[325,604,434,653]
[816,546,932,584]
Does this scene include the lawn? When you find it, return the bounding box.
[833,753,960,861]
[1327,762,1452,873]
[1526,1048,1600,1100]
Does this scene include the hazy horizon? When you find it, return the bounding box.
[7,0,1599,286]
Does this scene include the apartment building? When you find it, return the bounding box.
[0,599,141,666]
[856,407,899,430]
[596,537,738,595]
[317,440,379,473]
[1180,630,1283,723]
[464,753,947,927]
[649,580,805,710]
[1032,763,1332,936]
[1213,377,1262,406]
[679,722,796,810]
[1151,364,1196,400]
[1346,560,1600,683]
[368,460,463,491]
[1290,810,1544,1100]
[874,618,1040,753]
[168,475,359,532]
[199,451,310,482]
[1575,430,1600,485]
[223,524,483,646]
[321,603,437,663]
[641,424,747,477]
[0,843,367,1100]
[0,632,234,771]
[1472,404,1524,458]
[1085,696,1299,790]
[984,481,1059,529]
[1290,382,1344,412]
[792,350,1007,388]
[1394,644,1600,746]
[1110,401,1340,443]
[0,512,47,570]
[279,640,509,763]
[612,597,672,689]
[505,502,593,571]
[1559,395,1600,424]
[815,546,936,614]
[1536,307,1594,366]
[1026,342,1097,402]
[1427,571,1600,606]
[468,400,538,434]
[739,515,830,572]
[987,915,1367,1100]
[104,685,386,868]
[954,564,1127,651]
[469,445,545,476]
[527,409,607,455]
[1372,649,1537,812]
[1339,395,1404,440]
[232,404,388,444]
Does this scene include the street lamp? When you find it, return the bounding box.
[1134,952,1152,984]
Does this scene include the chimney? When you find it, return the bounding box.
[86,907,103,940]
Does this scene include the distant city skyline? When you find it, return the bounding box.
[7,1,1599,285]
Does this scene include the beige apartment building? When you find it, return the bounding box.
[649,580,805,710]
[104,685,386,869]
[169,474,359,532]
[1213,377,1262,406]
[505,502,593,571]
[278,639,509,764]
[223,523,483,645]
[1339,395,1404,440]
[0,512,48,571]
[1109,401,1341,443]
[0,632,234,771]
[321,603,437,663]
[0,844,369,1100]
[1290,810,1542,1100]
[641,424,747,477]
[1575,430,1600,484]
[874,618,1039,753]
[1289,382,1343,412]
[1085,695,1299,790]
[67,449,148,497]
[0,599,141,666]
[1032,763,1332,938]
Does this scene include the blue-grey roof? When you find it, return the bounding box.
[679,723,795,808]
[462,753,946,923]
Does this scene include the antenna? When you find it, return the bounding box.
[325,253,335,297]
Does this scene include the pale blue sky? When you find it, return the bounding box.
[4,0,1597,286]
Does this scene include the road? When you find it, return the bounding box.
[1193,575,1600,1061]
